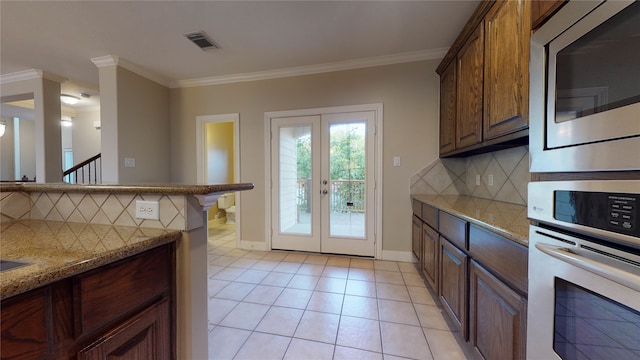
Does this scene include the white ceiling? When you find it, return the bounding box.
[1,0,478,98]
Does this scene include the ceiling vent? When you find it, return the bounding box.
[185,31,220,51]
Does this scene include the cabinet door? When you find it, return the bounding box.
[438,237,469,339]
[531,0,565,30]
[439,60,457,155]
[469,260,527,360]
[0,288,48,359]
[412,215,423,263]
[421,223,438,291]
[483,0,530,140]
[78,300,171,360]
[456,23,484,149]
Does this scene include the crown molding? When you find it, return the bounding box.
[91,55,171,88]
[173,48,449,88]
[0,69,67,85]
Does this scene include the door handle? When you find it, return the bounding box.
[322,180,328,185]
[322,190,328,195]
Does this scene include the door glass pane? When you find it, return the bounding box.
[329,122,366,238]
[279,125,312,235]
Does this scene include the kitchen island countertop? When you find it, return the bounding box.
[0,220,181,300]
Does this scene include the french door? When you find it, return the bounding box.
[271,111,375,256]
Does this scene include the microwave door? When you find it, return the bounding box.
[546,0,640,149]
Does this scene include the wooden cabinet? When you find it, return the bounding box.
[531,0,565,30]
[410,200,529,356]
[483,0,530,140]
[437,0,530,157]
[470,260,527,360]
[78,300,171,360]
[412,214,423,263]
[421,223,438,290]
[438,237,469,339]
[439,60,457,154]
[0,244,175,360]
[456,23,485,149]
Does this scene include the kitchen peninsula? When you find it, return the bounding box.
[0,182,254,359]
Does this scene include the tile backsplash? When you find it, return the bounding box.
[0,191,189,230]
[410,146,529,205]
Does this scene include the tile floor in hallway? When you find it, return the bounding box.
[207,223,472,360]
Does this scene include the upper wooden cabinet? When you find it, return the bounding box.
[531,0,566,30]
[439,60,456,154]
[456,23,485,149]
[437,0,530,157]
[483,0,530,141]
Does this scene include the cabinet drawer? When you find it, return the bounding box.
[421,203,439,230]
[468,224,528,295]
[412,199,422,217]
[74,245,171,335]
[439,211,468,250]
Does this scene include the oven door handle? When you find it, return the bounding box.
[535,242,640,292]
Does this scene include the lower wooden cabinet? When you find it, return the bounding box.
[78,299,171,360]
[421,223,438,291]
[0,244,175,360]
[438,236,469,339]
[469,260,527,360]
[412,215,423,263]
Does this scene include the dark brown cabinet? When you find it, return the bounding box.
[0,244,175,360]
[421,223,438,291]
[437,0,530,157]
[456,23,485,149]
[411,199,528,357]
[483,0,530,141]
[439,237,469,339]
[439,60,457,154]
[412,214,423,263]
[470,260,527,360]
[531,0,565,30]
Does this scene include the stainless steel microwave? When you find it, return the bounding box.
[529,0,640,173]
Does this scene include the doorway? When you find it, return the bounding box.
[266,104,382,257]
[196,113,241,246]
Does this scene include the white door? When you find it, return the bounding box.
[271,111,375,256]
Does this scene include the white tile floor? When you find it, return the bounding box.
[207,223,472,360]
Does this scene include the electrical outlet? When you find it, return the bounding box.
[475,175,480,186]
[135,200,159,220]
[393,156,401,167]
[488,174,494,186]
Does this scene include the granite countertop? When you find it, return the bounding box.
[0,220,181,300]
[412,195,529,247]
[0,182,254,195]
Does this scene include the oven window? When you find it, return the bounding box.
[554,278,640,359]
[555,1,640,123]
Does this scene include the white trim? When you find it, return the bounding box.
[196,113,242,247]
[380,250,414,263]
[264,103,384,259]
[0,69,66,84]
[91,55,171,87]
[175,49,448,88]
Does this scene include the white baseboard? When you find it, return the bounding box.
[238,240,269,251]
[380,250,414,262]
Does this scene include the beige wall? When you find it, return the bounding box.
[72,108,101,165]
[100,66,171,184]
[206,122,234,184]
[170,60,441,253]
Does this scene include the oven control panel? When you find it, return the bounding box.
[555,191,639,238]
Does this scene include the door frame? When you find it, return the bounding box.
[264,103,383,258]
[196,113,241,247]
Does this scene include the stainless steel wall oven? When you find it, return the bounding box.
[527,181,640,360]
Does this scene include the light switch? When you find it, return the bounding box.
[393,156,401,167]
[124,157,135,168]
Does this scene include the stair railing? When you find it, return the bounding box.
[63,153,101,184]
